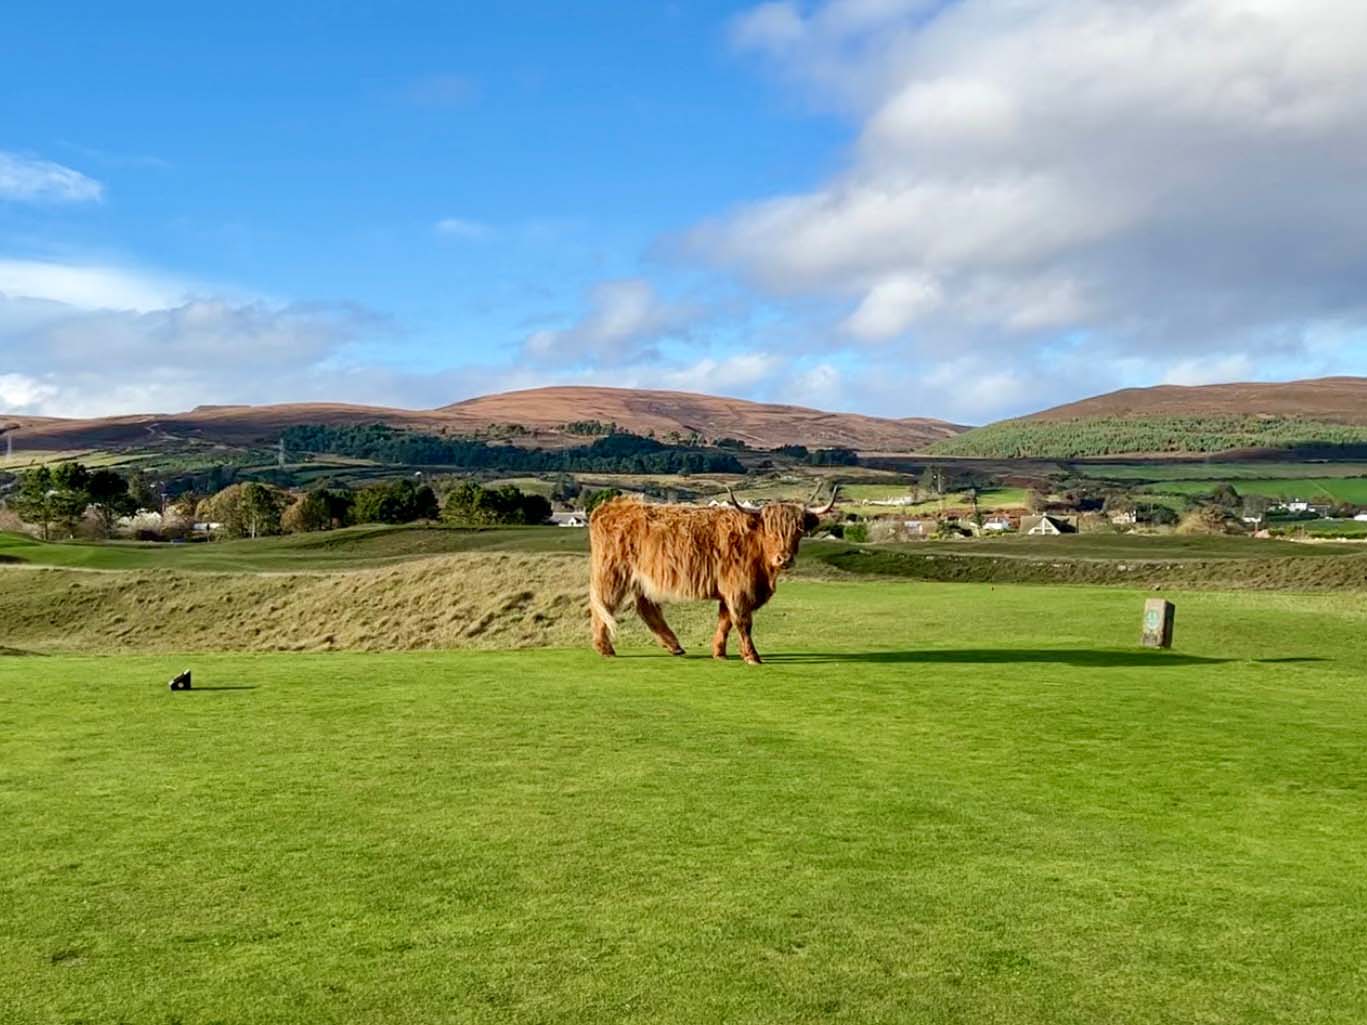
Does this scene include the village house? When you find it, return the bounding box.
[551,511,588,528]
[1278,499,1330,517]
[1020,514,1077,536]
[983,515,1014,532]
[1108,509,1137,526]
[900,518,933,538]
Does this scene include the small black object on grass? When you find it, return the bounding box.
[168,669,192,692]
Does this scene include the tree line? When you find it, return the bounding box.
[8,463,152,540]
[2,462,575,541]
[279,424,746,474]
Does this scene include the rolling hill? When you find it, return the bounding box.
[0,386,965,456]
[931,376,1367,459]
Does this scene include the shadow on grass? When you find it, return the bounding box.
[177,685,259,692]
[760,649,1327,668]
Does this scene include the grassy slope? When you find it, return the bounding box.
[4,583,1367,1024]
[0,525,587,572]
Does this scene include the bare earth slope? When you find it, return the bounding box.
[1027,376,1367,424]
[2,386,963,453]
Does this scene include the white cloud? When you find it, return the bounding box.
[523,279,700,366]
[656,352,784,393]
[699,0,1367,391]
[0,151,104,203]
[1162,353,1256,387]
[842,273,941,339]
[0,373,59,412]
[0,259,187,311]
[0,259,383,417]
[730,3,806,53]
[434,217,488,239]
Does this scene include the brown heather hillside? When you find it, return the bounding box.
[442,386,964,450]
[1025,376,1367,424]
[0,386,963,454]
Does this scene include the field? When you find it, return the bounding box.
[1140,477,1367,504]
[0,525,587,573]
[1,450,149,470]
[5,581,1367,1024]
[4,526,1366,658]
[1277,518,1367,538]
[1072,461,1367,481]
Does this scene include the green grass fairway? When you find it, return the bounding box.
[5,582,1367,1023]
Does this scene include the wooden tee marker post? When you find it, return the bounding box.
[1141,599,1175,649]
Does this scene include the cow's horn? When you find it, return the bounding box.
[725,485,750,511]
[806,484,841,516]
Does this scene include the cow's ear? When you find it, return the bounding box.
[803,512,820,533]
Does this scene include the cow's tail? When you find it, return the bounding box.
[589,580,618,639]
[587,513,618,640]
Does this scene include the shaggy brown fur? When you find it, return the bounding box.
[588,497,824,664]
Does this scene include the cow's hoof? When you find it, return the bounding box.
[743,657,763,666]
[670,647,686,657]
[712,652,728,661]
[596,649,616,658]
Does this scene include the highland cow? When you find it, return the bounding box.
[588,486,839,664]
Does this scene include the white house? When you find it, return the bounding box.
[866,496,919,507]
[116,510,164,532]
[983,516,1013,532]
[1021,514,1076,536]
[1355,512,1367,523]
[551,511,588,528]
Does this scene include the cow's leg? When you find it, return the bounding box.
[635,595,685,656]
[729,601,762,665]
[712,601,732,660]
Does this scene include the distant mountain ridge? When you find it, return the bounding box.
[0,386,965,455]
[1025,376,1367,424]
[932,376,1367,459]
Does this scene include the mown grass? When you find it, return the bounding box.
[4,582,1367,1024]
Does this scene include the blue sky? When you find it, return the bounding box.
[3,1,1367,422]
